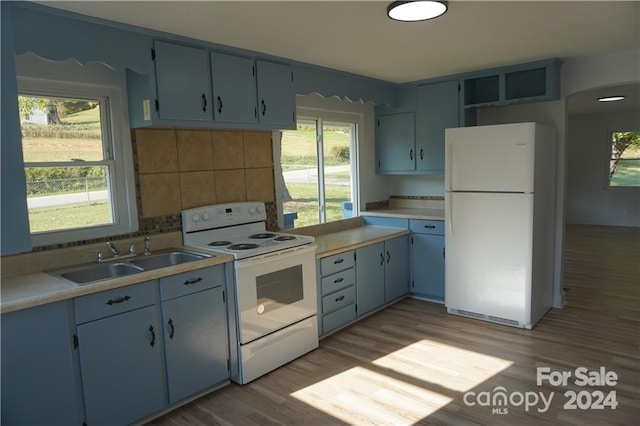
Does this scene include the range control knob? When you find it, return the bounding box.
[192,214,200,223]
[248,207,256,215]
[256,205,265,214]
[202,213,210,221]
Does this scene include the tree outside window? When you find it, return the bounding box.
[609,131,640,187]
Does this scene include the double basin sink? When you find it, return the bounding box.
[50,249,212,285]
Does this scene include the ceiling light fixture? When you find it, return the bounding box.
[387,1,448,22]
[597,96,625,102]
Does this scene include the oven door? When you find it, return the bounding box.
[235,244,317,344]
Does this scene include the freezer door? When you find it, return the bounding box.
[445,123,536,193]
[445,192,533,323]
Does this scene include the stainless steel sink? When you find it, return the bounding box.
[55,262,145,285]
[130,250,210,271]
[49,249,211,285]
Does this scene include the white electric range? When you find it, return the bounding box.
[182,202,318,384]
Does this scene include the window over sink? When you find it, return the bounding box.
[17,72,138,246]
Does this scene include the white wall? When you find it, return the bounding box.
[566,110,640,227]
[562,50,640,98]
[387,175,444,197]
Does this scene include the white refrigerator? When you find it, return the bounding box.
[444,122,557,329]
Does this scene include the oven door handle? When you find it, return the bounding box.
[234,244,317,270]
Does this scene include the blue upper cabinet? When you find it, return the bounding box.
[256,60,296,129]
[376,112,416,173]
[415,80,459,173]
[210,52,258,125]
[154,40,212,122]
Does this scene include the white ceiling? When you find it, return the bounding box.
[36,1,640,85]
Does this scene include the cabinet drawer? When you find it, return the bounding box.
[321,268,355,296]
[322,285,355,315]
[410,219,444,235]
[322,304,356,335]
[160,265,224,301]
[75,281,156,324]
[320,251,354,276]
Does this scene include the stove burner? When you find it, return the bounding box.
[208,241,232,247]
[274,235,296,241]
[228,243,260,251]
[249,233,276,239]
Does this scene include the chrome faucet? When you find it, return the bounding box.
[144,236,151,256]
[106,241,120,257]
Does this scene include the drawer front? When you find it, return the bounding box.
[75,281,156,324]
[410,219,444,235]
[160,265,224,301]
[321,268,355,296]
[320,251,354,276]
[322,285,355,315]
[322,304,356,335]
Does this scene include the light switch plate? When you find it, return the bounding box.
[143,99,151,121]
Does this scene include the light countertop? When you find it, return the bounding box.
[314,226,410,258]
[360,208,445,220]
[1,249,234,314]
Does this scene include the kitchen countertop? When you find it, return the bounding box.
[1,248,234,314]
[314,226,410,258]
[360,208,445,220]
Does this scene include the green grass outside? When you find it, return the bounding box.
[28,200,111,233]
[610,159,640,187]
[283,182,351,227]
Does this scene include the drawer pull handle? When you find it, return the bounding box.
[335,295,345,302]
[149,325,156,347]
[168,318,175,340]
[106,295,130,306]
[333,258,344,264]
[424,225,436,229]
[183,277,203,286]
[334,277,344,284]
[387,251,391,263]
[380,253,384,266]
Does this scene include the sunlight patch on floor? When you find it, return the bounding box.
[371,339,513,392]
[291,366,452,425]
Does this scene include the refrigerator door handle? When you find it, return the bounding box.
[446,142,454,191]
[447,195,454,237]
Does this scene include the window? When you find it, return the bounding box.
[19,77,137,246]
[608,131,640,187]
[280,116,358,228]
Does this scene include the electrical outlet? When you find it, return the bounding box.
[143,99,151,121]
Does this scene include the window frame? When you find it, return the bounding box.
[18,76,138,246]
[276,107,361,228]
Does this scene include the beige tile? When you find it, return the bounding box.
[139,173,182,217]
[245,168,275,202]
[215,170,246,203]
[179,171,217,209]
[212,131,244,170]
[135,129,179,173]
[176,130,214,171]
[243,131,273,168]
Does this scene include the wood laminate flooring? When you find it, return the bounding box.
[151,225,639,425]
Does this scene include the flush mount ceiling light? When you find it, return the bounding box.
[597,96,625,102]
[387,1,448,22]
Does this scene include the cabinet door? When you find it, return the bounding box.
[256,60,295,128]
[355,242,385,316]
[210,52,257,124]
[411,234,445,301]
[77,305,165,425]
[1,301,83,425]
[154,40,212,121]
[162,286,229,404]
[377,112,415,172]
[385,235,410,302]
[416,80,459,172]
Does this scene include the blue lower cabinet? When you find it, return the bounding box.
[162,286,229,404]
[355,242,386,316]
[77,304,166,425]
[410,220,445,302]
[384,235,410,302]
[1,301,84,425]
